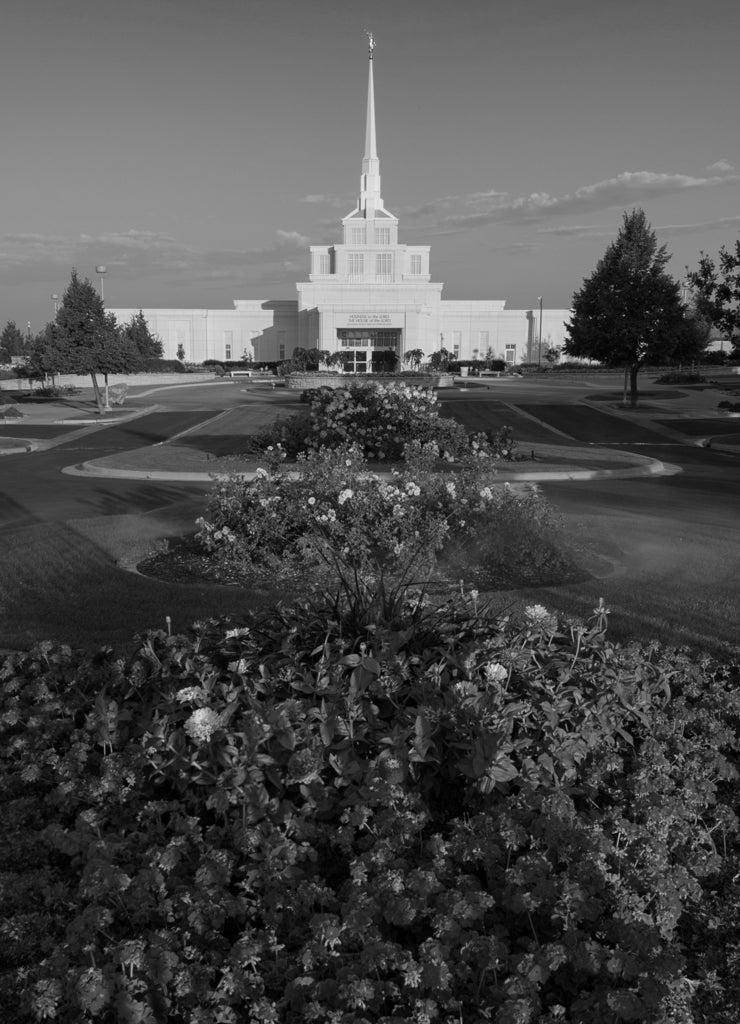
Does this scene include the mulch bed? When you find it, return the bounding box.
[138,535,591,592]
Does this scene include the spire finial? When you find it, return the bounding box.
[365,29,375,59]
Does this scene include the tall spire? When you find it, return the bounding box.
[359,31,382,216]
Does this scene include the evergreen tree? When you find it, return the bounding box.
[22,325,68,383]
[687,236,740,355]
[121,310,163,360]
[53,269,139,412]
[0,321,27,364]
[564,209,696,405]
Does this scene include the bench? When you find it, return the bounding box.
[228,370,253,378]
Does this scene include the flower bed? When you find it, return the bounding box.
[3,603,740,1022]
[197,439,568,593]
[246,381,511,463]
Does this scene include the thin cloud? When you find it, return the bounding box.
[707,159,735,173]
[0,228,311,287]
[537,225,612,238]
[655,214,740,238]
[404,170,740,232]
[300,193,352,207]
[275,229,311,248]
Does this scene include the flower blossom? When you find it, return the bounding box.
[184,707,222,742]
[484,662,508,683]
[337,489,354,505]
[524,604,559,631]
[405,482,421,497]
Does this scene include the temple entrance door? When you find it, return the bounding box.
[343,350,368,373]
[337,328,401,372]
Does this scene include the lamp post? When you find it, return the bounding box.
[95,266,110,411]
[95,265,107,302]
[51,293,59,316]
[537,296,543,366]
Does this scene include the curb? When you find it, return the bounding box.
[0,440,37,455]
[62,454,680,484]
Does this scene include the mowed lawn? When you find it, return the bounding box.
[172,392,304,456]
[438,398,579,445]
[0,521,277,653]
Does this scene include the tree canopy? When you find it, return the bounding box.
[53,270,141,411]
[121,310,163,360]
[564,209,701,405]
[0,321,26,364]
[687,235,740,355]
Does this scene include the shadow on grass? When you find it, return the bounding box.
[0,522,275,655]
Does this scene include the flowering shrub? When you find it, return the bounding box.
[2,605,740,1022]
[197,440,564,596]
[246,382,515,463]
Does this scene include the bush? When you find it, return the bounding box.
[138,358,188,373]
[654,371,708,385]
[2,604,739,1022]
[718,400,740,412]
[196,439,564,596]
[247,382,514,463]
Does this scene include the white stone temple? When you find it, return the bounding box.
[110,39,571,367]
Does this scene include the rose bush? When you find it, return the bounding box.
[196,439,567,597]
[245,382,515,463]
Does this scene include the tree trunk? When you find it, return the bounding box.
[623,366,628,405]
[103,372,111,412]
[629,364,640,408]
[90,372,105,414]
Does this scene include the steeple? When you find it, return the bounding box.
[358,31,386,218]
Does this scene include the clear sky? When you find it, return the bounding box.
[2,0,739,334]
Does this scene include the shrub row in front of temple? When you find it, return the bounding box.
[2,597,739,1022]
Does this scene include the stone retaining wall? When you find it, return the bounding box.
[0,372,217,392]
[286,373,456,391]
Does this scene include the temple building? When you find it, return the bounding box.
[110,40,571,366]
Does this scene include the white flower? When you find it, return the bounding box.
[484,662,508,683]
[470,589,479,602]
[405,482,421,497]
[176,686,207,703]
[479,487,493,501]
[308,496,316,506]
[254,467,268,479]
[445,481,457,497]
[184,707,222,742]
[225,626,250,638]
[337,488,354,505]
[524,604,559,631]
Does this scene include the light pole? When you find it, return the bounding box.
[94,266,110,411]
[537,296,543,366]
[51,293,59,316]
[95,265,107,302]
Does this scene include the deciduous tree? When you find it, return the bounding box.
[687,236,740,355]
[564,209,695,405]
